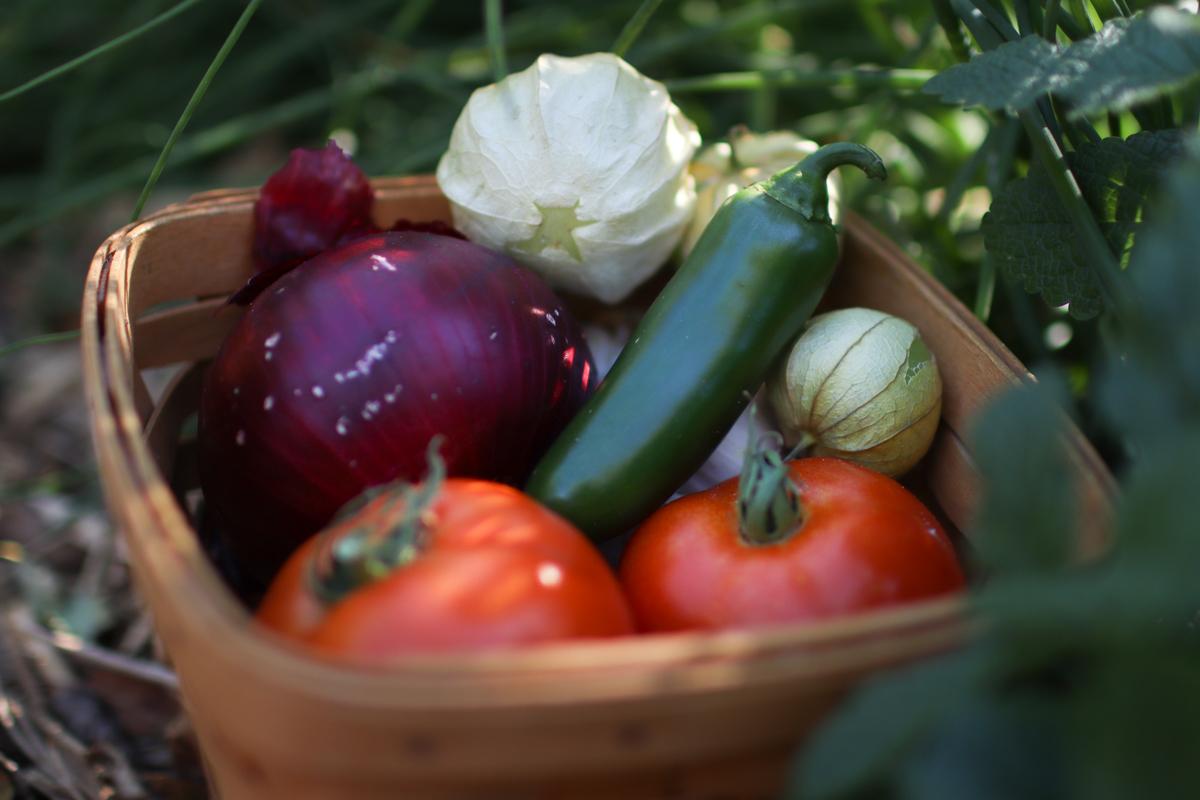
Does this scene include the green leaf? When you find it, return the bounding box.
[1068,652,1200,800]
[922,9,1200,118]
[1059,8,1200,118]
[923,36,1060,113]
[1098,137,1200,446]
[968,380,1076,573]
[897,695,1066,800]
[1108,427,1200,577]
[974,426,1200,644]
[788,649,989,799]
[982,130,1184,319]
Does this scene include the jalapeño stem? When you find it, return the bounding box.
[760,142,887,224]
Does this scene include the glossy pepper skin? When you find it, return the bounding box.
[525,143,886,542]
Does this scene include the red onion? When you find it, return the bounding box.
[199,231,596,581]
[253,142,374,264]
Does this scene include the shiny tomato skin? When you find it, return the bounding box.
[257,479,634,659]
[619,457,966,633]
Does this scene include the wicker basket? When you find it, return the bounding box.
[82,177,1114,799]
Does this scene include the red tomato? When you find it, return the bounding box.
[619,457,966,632]
[257,480,634,659]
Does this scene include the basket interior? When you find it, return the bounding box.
[87,177,1115,688]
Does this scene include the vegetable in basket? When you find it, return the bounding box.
[257,440,634,658]
[198,231,595,581]
[619,438,965,633]
[682,127,842,257]
[526,142,886,542]
[436,52,700,304]
[767,307,943,477]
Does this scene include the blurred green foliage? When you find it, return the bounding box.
[3,2,1200,797]
[0,0,988,341]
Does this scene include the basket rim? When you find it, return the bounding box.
[80,176,1112,707]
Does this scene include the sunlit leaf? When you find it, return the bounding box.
[1059,8,1200,118]
[923,36,1060,113]
[923,8,1200,117]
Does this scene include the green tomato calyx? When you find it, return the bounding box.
[308,436,446,605]
[737,430,806,546]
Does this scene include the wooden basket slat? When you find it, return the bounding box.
[134,299,241,369]
[144,364,205,476]
[82,175,1113,798]
[827,218,1114,557]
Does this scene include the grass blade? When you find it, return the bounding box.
[0,0,204,105]
[0,331,81,360]
[666,67,933,94]
[484,0,507,82]
[611,0,665,58]
[0,64,461,247]
[130,0,263,221]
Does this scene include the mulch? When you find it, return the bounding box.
[1,342,208,799]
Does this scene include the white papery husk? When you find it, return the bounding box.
[682,128,842,257]
[767,307,942,477]
[436,52,701,304]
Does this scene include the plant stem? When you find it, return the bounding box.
[936,122,996,226]
[1107,110,1122,138]
[1024,0,1045,34]
[0,330,81,360]
[387,0,437,40]
[974,257,997,321]
[1052,96,1100,147]
[1043,0,1064,39]
[0,0,204,104]
[971,0,1021,42]
[955,2,1067,152]
[484,0,507,82]
[1018,110,1131,321]
[934,0,974,61]
[737,433,804,547]
[632,0,843,66]
[130,0,263,221]
[611,0,664,58]
[1014,1,1035,36]
[1180,84,1200,131]
[951,0,1005,49]
[666,67,934,94]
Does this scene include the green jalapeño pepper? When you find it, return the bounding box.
[526,142,886,542]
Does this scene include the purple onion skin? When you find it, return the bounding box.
[199,232,596,581]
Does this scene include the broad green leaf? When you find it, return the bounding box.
[968,380,1076,573]
[898,695,1066,800]
[1098,138,1200,446]
[975,426,1200,644]
[922,9,1200,118]
[1108,427,1200,577]
[922,36,1059,113]
[1059,8,1200,118]
[789,648,988,799]
[1068,652,1200,800]
[982,130,1184,319]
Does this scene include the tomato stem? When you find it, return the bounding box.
[309,436,446,605]
[737,430,806,546]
